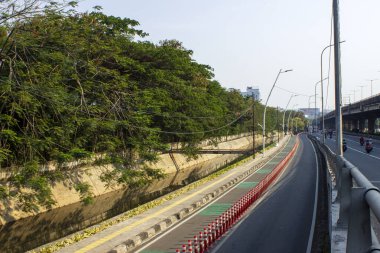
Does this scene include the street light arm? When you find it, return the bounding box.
[262,68,292,156]
[282,94,297,134]
[320,41,345,142]
[264,69,282,109]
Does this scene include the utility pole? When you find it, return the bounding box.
[333,0,343,156]
[277,106,279,145]
[252,97,255,158]
[283,94,298,134]
[367,79,378,96]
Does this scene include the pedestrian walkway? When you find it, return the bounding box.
[45,136,294,253]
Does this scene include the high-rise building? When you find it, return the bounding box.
[241,86,260,100]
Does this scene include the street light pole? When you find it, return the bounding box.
[314,78,327,133]
[315,82,317,132]
[321,42,344,143]
[262,68,292,156]
[367,79,378,96]
[282,94,298,134]
[308,95,314,130]
[252,96,255,158]
[276,106,279,145]
[287,104,298,134]
[320,47,330,143]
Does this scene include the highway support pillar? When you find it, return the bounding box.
[368,117,375,134]
[359,119,365,132]
[347,187,371,253]
[349,119,356,131]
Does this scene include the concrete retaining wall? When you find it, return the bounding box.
[0,133,278,252]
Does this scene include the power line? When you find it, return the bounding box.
[127,106,253,135]
[275,86,308,97]
[133,111,229,119]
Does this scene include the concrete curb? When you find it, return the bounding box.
[108,138,292,253]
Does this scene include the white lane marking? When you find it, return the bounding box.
[318,134,380,160]
[343,137,378,150]
[346,147,380,160]
[209,136,300,253]
[307,138,319,253]
[316,133,379,150]
[135,139,293,252]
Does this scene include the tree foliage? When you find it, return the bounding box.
[0,2,298,210]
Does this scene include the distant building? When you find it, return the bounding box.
[228,88,241,93]
[299,108,320,119]
[241,86,260,100]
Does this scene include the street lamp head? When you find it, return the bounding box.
[283,69,293,73]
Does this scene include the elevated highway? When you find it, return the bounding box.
[323,94,380,133]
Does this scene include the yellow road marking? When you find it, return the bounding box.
[76,137,294,252]
[75,170,239,253]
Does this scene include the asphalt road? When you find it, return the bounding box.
[210,134,319,253]
[136,134,319,253]
[316,132,380,240]
[318,133,380,186]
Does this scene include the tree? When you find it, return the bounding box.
[0,4,291,210]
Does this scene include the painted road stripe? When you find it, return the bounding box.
[141,250,166,253]
[316,134,380,160]
[77,138,294,253]
[237,181,258,189]
[256,169,272,174]
[200,203,231,216]
[135,137,294,253]
[75,170,239,252]
[208,137,300,253]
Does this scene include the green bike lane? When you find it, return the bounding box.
[135,136,297,253]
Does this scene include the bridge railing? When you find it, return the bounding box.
[309,135,380,252]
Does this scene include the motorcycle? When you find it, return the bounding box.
[360,137,364,146]
[343,139,347,152]
[365,141,373,153]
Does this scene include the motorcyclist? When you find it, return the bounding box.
[365,139,373,153]
[360,136,364,146]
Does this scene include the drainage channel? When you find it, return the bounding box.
[135,136,297,253]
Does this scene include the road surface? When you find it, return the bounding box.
[136,134,319,253]
[319,133,380,188]
[210,134,319,253]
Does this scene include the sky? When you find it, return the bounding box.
[77,0,380,111]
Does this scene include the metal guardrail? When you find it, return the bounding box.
[309,135,380,253]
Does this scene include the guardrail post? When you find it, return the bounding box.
[347,187,371,253]
[337,161,352,227]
